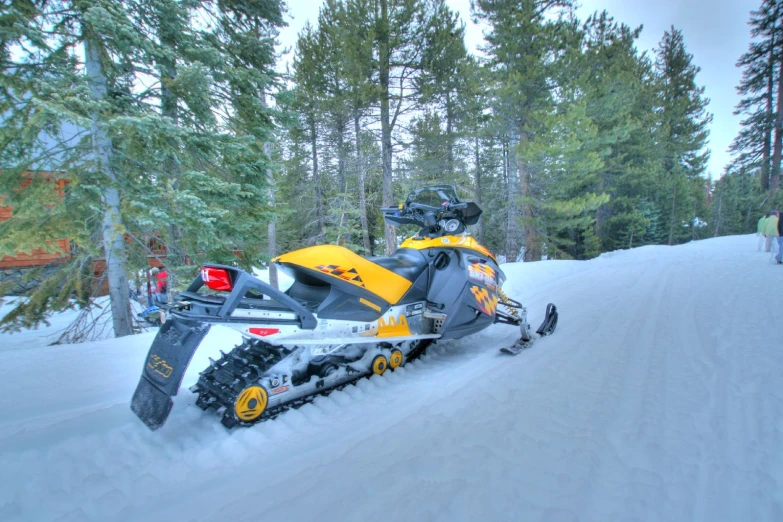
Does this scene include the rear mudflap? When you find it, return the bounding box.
[130,316,212,430]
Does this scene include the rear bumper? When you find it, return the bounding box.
[175,264,317,329]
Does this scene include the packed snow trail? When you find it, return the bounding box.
[1,235,782,522]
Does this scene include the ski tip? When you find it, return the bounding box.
[536,303,558,336]
[499,341,533,355]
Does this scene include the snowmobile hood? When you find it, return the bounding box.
[274,245,413,305]
[400,234,497,264]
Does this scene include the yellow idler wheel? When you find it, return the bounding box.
[371,354,388,375]
[234,385,268,422]
[389,349,403,370]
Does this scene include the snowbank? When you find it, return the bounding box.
[1,234,781,522]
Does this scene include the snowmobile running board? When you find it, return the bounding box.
[131,265,318,431]
[274,334,441,345]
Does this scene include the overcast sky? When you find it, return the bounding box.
[278,0,760,179]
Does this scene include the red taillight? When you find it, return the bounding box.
[249,327,280,337]
[201,266,232,292]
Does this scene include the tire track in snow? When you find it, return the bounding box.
[693,252,783,522]
[571,257,672,521]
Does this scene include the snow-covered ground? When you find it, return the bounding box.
[1,235,782,522]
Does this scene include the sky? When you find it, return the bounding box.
[278,0,760,179]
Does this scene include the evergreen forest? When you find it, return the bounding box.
[0,0,777,337]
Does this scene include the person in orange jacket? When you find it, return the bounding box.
[155,266,169,304]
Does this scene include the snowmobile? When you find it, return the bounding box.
[130,185,558,430]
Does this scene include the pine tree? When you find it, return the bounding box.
[212,0,284,286]
[733,1,781,192]
[0,0,284,336]
[375,0,437,254]
[710,159,764,237]
[473,0,574,261]
[653,27,712,245]
[576,11,663,253]
[285,0,468,254]
[0,0,146,336]
[416,0,469,181]
[342,0,378,253]
[292,23,328,244]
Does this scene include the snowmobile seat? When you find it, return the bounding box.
[368,248,429,283]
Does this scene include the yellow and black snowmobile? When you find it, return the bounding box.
[130,185,557,430]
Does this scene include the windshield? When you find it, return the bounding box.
[405,185,460,208]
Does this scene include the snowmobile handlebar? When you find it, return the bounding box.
[381,201,467,213]
[381,201,468,220]
[408,201,468,212]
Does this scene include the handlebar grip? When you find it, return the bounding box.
[449,202,468,210]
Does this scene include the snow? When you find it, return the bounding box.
[1,234,782,522]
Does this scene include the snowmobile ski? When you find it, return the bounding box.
[499,339,535,356]
[499,303,558,356]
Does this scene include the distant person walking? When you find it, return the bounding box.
[758,213,769,251]
[776,213,783,264]
[765,210,780,253]
[147,267,158,307]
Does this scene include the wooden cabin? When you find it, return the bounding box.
[0,175,71,269]
[0,174,173,296]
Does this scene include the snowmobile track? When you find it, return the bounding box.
[192,338,434,428]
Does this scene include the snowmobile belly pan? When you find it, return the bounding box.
[130,317,212,430]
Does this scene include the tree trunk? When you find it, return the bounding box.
[336,116,347,245]
[446,92,454,182]
[262,95,278,289]
[355,111,371,254]
[516,141,538,262]
[337,118,347,193]
[713,186,722,237]
[504,141,519,261]
[668,183,678,245]
[84,34,132,337]
[691,195,699,241]
[474,136,483,243]
[309,115,324,241]
[770,52,783,197]
[379,0,395,255]
[157,0,178,125]
[594,177,608,248]
[157,4,183,280]
[763,4,778,192]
